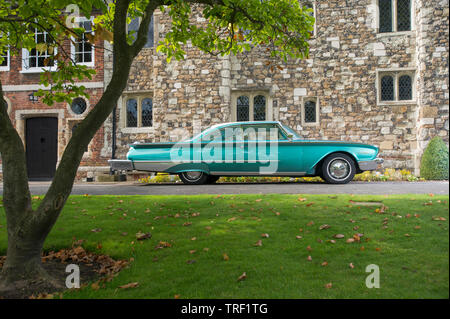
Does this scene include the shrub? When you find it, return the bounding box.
[420,136,449,180]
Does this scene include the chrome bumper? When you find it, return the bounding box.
[358,157,384,171]
[108,159,134,171]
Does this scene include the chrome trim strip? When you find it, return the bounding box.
[209,171,306,176]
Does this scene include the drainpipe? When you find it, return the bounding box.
[110,52,117,175]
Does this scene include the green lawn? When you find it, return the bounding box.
[0,194,448,298]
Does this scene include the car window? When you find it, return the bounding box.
[229,124,287,141]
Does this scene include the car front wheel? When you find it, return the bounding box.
[321,153,356,184]
[179,171,209,185]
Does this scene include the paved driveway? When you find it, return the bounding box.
[1,181,448,196]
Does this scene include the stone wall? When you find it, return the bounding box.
[114,0,448,174]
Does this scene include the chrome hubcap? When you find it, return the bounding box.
[329,159,350,180]
[184,171,203,181]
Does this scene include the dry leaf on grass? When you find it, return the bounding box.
[319,224,330,230]
[325,283,332,289]
[237,272,247,281]
[119,282,139,289]
[136,232,152,240]
[261,233,270,238]
[254,240,262,247]
[333,234,345,239]
[223,253,229,261]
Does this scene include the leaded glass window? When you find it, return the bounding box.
[397,0,411,31]
[379,0,392,33]
[237,96,250,122]
[304,100,317,123]
[398,75,412,100]
[381,75,394,101]
[378,0,411,33]
[254,95,266,121]
[128,15,154,48]
[141,98,153,127]
[127,98,138,127]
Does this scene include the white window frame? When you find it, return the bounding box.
[21,28,57,73]
[0,47,9,72]
[70,16,95,67]
[376,0,415,35]
[121,93,154,133]
[231,91,273,122]
[376,68,416,105]
[301,97,320,126]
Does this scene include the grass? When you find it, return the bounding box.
[0,194,448,299]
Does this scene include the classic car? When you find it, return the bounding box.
[109,121,383,184]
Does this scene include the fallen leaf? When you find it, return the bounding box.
[296,235,303,239]
[119,282,139,289]
[375,247,381,251]
[228,217,237,222]
[333,234,345,239]
[254,240,262,247]
[360,246,365,251]
[189,250,197,254]
[307,221,314,226]
[183,222,192,227]
[330,240,336,244]
[298,197,307,202]
[307,255,312,261]
[223,253,229,261]
[191,237,197,241]
[174,294,180,299]
[186,260,196,264]
[404,233,411,237]
[237,272,247,282]
[319,224,331,230]
[91,228,102,233]
[91,282,100,290]
[306,245,312,251]
[414,226,421,229]
[325,282,332,289]
[136,232,152,240]
[346,238,355,243]
[321,261,328,267]
[261,233,270,238]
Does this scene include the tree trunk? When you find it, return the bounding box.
[0,0,160,296]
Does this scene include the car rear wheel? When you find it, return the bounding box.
[321,153,356,184]
[179,171,209,185]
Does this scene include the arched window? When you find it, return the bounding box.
[237,96,249,122]
[398,75,412,100]
[126,98,138,127]
[254,95,266,121]
[141,98,153,127]
[381,75,394,101]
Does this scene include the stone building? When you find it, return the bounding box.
[113,0,449,176]
[1,0,449,180]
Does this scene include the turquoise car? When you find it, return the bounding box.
[109,121,383,184]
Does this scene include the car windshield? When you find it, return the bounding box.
[279,122,301,140]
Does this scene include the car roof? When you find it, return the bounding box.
[210,121,281,129]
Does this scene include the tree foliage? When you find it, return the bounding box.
[0,0,313,293]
